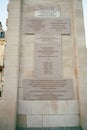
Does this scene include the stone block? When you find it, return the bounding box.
[17,114,27,127]
[18,88,23,100]
[63,67,73,79]
[20,57,34,70]
[8,9,21,19]
[19,69,34,78]
[68,100,79,114]
[43,115,79,127]
[17,100,32,114]
[80,101,87,116]
[81,116,87,130]
[21,44,34,57]
[79,88,87,100]
[3,87,17,101]
[27,115,42,127]
[4,76,18,89]
[5,45,19,56]
[23,35,34,44]
[4,67,19,78]
[7,29,20,39]
[5,55,19,67]
[79,78,87,88]
[32,100,50,114]
[32,101,67,114]
[0,101,17,130]
[7,32,20,46]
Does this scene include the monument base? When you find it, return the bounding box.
[16,127,83,130]
[1,0,87,130]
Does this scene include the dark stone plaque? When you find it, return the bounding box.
[23,79,73,100]
[25,18,70,35]
[34,35,62,79]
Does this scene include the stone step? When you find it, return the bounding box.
[16,127,83,130]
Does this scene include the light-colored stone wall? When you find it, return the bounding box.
[73,0,87,130]
[17,0,81,128]
[0,0,87,130]
[0,0,21,130]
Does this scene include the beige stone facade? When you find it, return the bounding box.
[0,0,87,130]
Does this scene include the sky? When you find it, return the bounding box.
[0,0,8,30]
[0,0,87,46]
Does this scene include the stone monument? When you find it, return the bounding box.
[0,0,87,130]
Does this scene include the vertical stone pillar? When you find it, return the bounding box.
[0,0,21,130]
[73,0,87,130]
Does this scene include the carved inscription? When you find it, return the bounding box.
[23,6,73,100]
[23,79,73,100]
[34,5,60,18]
[25,18,70,35]
[26,5,60,18]
[34,35,62,79]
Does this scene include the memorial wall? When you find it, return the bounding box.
[0,0,87,130]
[18,0,79,127]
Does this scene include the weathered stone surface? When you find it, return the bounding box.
[67,100,79,114]
[0,1,21,130]
[27,115,43,127]
[43,115,79,127]
[16,127,82,130]
[32,100,67,114]
[17,115,27,127]
[25,18,70,35]
[23,79,73,100]
[2,0,87,130]
[17,100,32,114]
[34,35,62,79]
[25,4,60,18]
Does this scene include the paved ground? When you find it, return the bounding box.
[16,127,83,130]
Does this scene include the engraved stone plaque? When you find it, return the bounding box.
[23,79,73,100]
[25,18,70,35]
[23,7,73,100]
[34,35,62,79]
[34,5,60,18]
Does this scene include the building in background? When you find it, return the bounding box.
[0,22,6,97]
